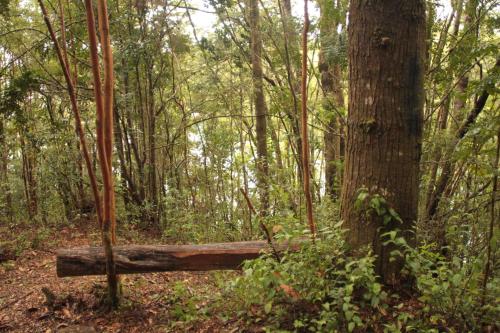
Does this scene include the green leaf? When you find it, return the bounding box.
[264,301,272,314]
[345,310,353,321]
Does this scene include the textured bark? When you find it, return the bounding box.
[249,0,269,216]
[56,240,304,277]
[341,0,426,284]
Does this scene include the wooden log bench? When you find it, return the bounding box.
[56,240,302,277]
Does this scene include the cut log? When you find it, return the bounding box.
[56,240,303,277]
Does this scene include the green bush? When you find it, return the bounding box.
[223,224,499,332]
[227,226,385,332]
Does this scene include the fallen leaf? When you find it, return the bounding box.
[110,322,122,332]
[379,306,388,316]
[95,318,107,326]
[279,284,300,299]
[62,307,72,318]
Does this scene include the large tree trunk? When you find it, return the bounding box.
[341,0,426,284]
[249,0,269,216]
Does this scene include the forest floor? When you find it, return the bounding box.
[0,219,246,333]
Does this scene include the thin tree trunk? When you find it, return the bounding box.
[319,0,345,198]
[65,0,85,209]
[424,59,499,222]
[481,130,499,305]
[300,0,315,237]
[20,134,37,219]
[274,0,303,183]
[38,0,103,225]
[249,0,269,217]
[0,117,12,220]
[82,0,119,307]
[146,67,158,225]
[423,2,462,216]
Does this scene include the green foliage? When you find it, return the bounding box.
[409,252,498,332]
[0,1,497,332]
[158,280,218,330]
[223,221,499,332]
[167,282,201,323]
[0,71,39,124]
[354,187,402,226]
[227,227,386,332]
[385,232,499,332]
[0,0,10,17]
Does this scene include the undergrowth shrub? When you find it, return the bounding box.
[224,225,499,332]
[401,240,499,332]
[227,226,385,332]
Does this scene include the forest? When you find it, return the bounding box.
[0,0,498,331]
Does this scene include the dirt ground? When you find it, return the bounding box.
[0,222,243,333]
